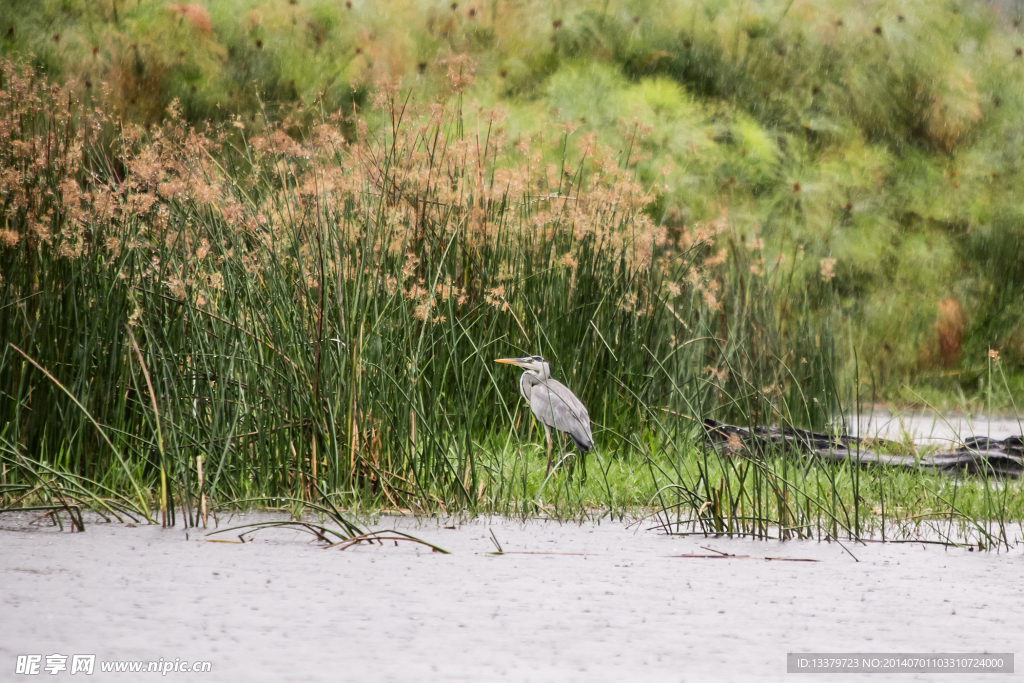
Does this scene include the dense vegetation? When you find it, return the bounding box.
[4,0,1024,403]
[0,1,1021,542]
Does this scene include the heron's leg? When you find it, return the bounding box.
[557,432,569,476]
[544,424,553,476]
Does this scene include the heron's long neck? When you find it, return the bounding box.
[518,372,537,402]
[519,366,550,400]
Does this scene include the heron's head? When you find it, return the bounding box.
[494,355,550,379]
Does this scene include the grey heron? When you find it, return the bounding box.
[494,356,593,475]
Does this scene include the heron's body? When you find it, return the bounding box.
[518,373,593,452]
[495,355,593,474]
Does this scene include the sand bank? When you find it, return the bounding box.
[1,513,1021,682]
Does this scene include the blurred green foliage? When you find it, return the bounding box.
[4,0,1024,405]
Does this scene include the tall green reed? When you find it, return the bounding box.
[0,60,680,515]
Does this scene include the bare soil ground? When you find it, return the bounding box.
[1,513,1021,682]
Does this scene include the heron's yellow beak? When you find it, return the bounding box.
[495,357,533,368]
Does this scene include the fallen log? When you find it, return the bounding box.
[702,420,1023,477]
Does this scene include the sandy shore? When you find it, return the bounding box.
[850,412,1024,447]
[1,512,1021,682]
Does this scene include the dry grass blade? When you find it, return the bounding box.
[324,529,451,554]
[206,520,351,544]
[763,557,821,562]
[699,545,731,556]
[488,528,504,554]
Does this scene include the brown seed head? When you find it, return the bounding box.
[835,19,843,27]
[498,68,508,78]
[468,7,476,17]
[897,14,905,22]
[52,33,60,42]
[792,182,801,192]
[255,39,263,49]
[1016,47,1023,57]
[418,61,427,74]
[873,26,882,35]
[451,2,458,10]
[346,0,352,7]
[820,257,836,282]
[633,16,640,24]
[553,19,563,29]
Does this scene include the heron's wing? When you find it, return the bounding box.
[530,379,593,451]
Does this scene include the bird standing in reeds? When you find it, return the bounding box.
[495,356,593,475]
